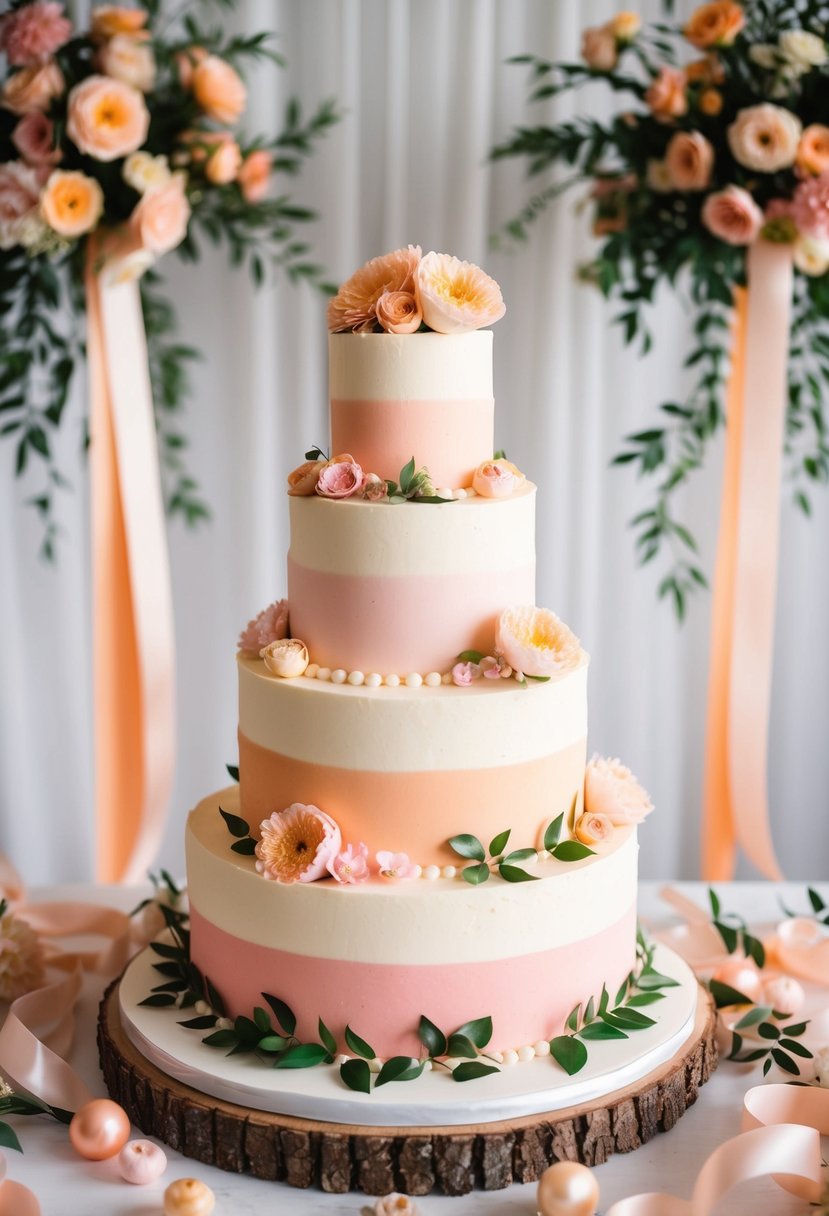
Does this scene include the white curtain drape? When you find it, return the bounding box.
[2,0,828,885]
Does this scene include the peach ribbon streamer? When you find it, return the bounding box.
[86,252,176,882]
[702,241,793,880]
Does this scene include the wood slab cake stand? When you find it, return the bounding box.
[98,979,717,1196]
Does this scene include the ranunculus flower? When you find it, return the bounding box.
[495,606,584,679]
[0,2,72,66]
[287,459,324,496]
[129,174,190,254]
[451,660,480,686]
[684,1,745,49]
[328,842,370,884]
[702,185,763,245]
[581,25,617,71]
[471,458,525,498]
[797,125,829,177]
[255,804,341,883]
[792,171,829,240]
[316,458,363,499]
[793,234,829,276]
[665,131,714,191]
[90,6,148,41]
[191,55,246,124]
[376,851,419,880]
[376,289,422,334]
[728,104,802,173]
[584,755,654,826]
[574,813,613,846]
[1,59,64,114]
[609,12,641,43]
[416,251,505,334]
[260,637,309,678]
[360,472,388,502]
[0,906,45,1001]
[206,138,241,184]
[238,598,289,656]
[123,150,170,195]
[0,161,40,249]
[327,244,421,333]
[40,169,104,238]
[779,29,828,68]
[761,974,805,1015]
[97,32,156,93]
[237,148,271,203]
[645,66,687,122]
[67,74,149,161]
[11,111,60,165]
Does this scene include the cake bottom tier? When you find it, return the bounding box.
[186,790,639,1059]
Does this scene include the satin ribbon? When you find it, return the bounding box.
[86,250,176,883]
[702,241,793,881]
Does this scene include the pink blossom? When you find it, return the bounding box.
[451,661,480,686]
[327,842,370,884]
[0,2,72,67]
[316,458,363,499]
[792,171,829,240]
[479,656,502,679]
[11,111,60,165]
[237,598,289,656]
[255,804,342,883]
[361,472,388,502]
[376,851,419,880]
[701,185,763,245]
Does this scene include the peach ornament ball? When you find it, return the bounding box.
[537,1161,600,1216]
[68,1098,130,1160]
[163,1177,216,1216]
[0,1179,41,1216]
[118,1138,168,1184]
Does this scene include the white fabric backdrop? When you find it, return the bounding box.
[2,0,828,885]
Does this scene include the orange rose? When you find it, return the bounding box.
[205,139,241,184]
[67,74,149,162]
[41,169,104,238]
[609,11,641,43]
[1,60,64,115]
[685,1,745,49]
[796,124,829,176]
[129,174,190,255]
[237,148,271,202]
[191,55,246,124]
[645,66,687,123]
[685,54,726,85]
[90,6,148,41]
[699,87,723,116]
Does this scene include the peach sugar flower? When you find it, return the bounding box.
[495,605,584,679]
[701,184,763,245]
[797,125,829,178]
[416,251,506,334]
[238,149,272,203]
[0,162,40,248]
[665,131,714,191]
[0,2,72,66]
[0,904,45,1002]
[328,842,370,884]
[12,111,60,165]
[728,104,802,174]
[66,74,149,161]
[1,59,64,115]
[260,637,309,678]
[191,55,247,124]
[472,458,524,498]
[327,245,421,333]
[645,66,687,122]
[40,169,104,238]
[90,6,148,41]
[237,598,289,656]
[581,26,618,72]
[97,32,156,93]
[287,453,356,496]
[129,174,190,254]
[684,1,745,49]
[376,290,422,334]
[575,813,613,846]
[451,660,480,686]
[584,755,654,826]
[205,139,242,185]
[255,804,341,883]
[376,851,419,880]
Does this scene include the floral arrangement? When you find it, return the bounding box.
[327,244,505,335]
[0,896,44,1000]
[287,450,449,505]
[493,0,829,615]
[0,0,338,554]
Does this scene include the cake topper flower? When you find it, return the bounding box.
[584,755,654,826]
[415,251,506,334]
[327,244,421,333]
[260,637,309,678]
[495,606,584,679]
[0,899,45,1001]
[471,458,525,498]
[255,804,342,883]
[237,598,289,656]
[327,841,370,884]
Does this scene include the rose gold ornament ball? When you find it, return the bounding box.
[163,1177,216,1216]
[537,1161,600,1216]
[0,1179,41,1216]
[68,1098,131,1161]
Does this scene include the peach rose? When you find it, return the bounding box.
[206,139,241,185]
[237,148,271,202]
[67,75,149,161]
[12,111,60,165]
[609,12,641,43]
[176,45,207,89]
[793,234,829,276]
[90,6,148,41]
[287,459,324,496]
[376,289,422,334]
[496,606,584,679]
[684,1,745,49]
[129,174,190,254]
[575,813,613,846]
[316,458,363,498]
[728,104,802,173]
[702,185,763,245]
[581,26,617,71]
[797,124,829,177]
[685,55,725,85]
[472,458,525,498]
[584,755,654,826]
[665,131,714,191]
[0,161,40,248]
[1,59,64,114]
[191,55,246,124]
[645,66,687,122]
[97,33,156,93]
[40,169,104,238]
[416,251,505,334]
[260,638,309,678]
[0,2,72,66]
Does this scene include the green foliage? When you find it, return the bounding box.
[707,887,766,968]
[218,806,257,855]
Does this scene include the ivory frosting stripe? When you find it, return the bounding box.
[329,331,493,399]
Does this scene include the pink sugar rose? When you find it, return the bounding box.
[316,458,363,499]
[0,2,72,67]
[328,842,370,884]
[451,660,480,686]
[361,472,388,502]
[11,111,60,165]
[237,598,289,656]
[701,185,763,246]
[376,289,422,334]
[792,171,829,241]
[255,804,341,883]
[584,755,654,826]
[376,851,419,880]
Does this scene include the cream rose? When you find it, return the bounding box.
[1,60,64,115]
[581,25,617,71]
[728,104,802,173]
[67,74,150,162]
[645,159,673,193]
[123,150,170,194]
[793,234,829,276]
[129,174,190,255]
[665,130,714,191]
[260,638,309,678]
[97,33,156,93]
[779,29,828,68]
[472,458,525,498]
[376,289,422,334]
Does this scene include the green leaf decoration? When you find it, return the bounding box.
[447,1033,479,1058]
[419,1015,448,1058]
[138,993,177,1007]
[375,1056,422,1087]
[398,456,416,494]
[150,941,181,959]
[226,763,240,782]
[499,863,539,883]
[778,1038,813,1058]
[578,1021,629,1041]
[565,1003,581,1032]
[763,1058,773,1077]
[452,1061,500,1083]
[276,1043,329,1069]
[257,1035,289,1053]
[493,449,506,460]
[340,1057,372,1093]
[625,991,666,1007]
[230,837,257,855]
[177,1015,218,1030]
[757,1022,781,1041]
[388,494,407,505]
[318,1018,337,1056]
[708,979,753,1008]
[462,862,490,885]
[598,984,609,1016]
[712,920,739,954]
[253,1006,272,1034]
[584,996,595,1024]
[614,977,630,1007]
[502,847,537,863]
[395,1060,427,1082]
[783,1021,809,1037]
[262,994,297,1035]
[708,888,721,920]
[744,934,766,969]
[489,829,511,857]
[305,446,327,462]
[771,1048,801,1076]
[606,1008,656,1030]
[543,813,564,851]
[453,1016,493,1050]
[0,1123,22,1154]
[808,887,826,913]
[733,1006,773,1031]
[344,1025,375,1060]
[219,806,250,838]
[448,834,486,861]
[550,1035,588,1076]
[551,841,595,862]
[524,674,551,682]
[202,1029,238,1049]
[636,970,680,992]
[457,649,485,663]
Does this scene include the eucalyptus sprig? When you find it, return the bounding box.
[447,796,593,884]
[707,888,766,968]
[709,979,813,1078]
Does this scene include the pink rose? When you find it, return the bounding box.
[665,130,714,191]
[376,289,422,335]
[130,175,190,255]
[360,472,388,502]
[451,661,480,686]
[584,755,654,826]
[0,161,40,249]
[327,842,370,884]
[581,25,618,71]
[728,104,802,173]
[237,148,271,203]
[191,55,246,124]
[316,459,363,499]
[97,33,156,93]
[791,171,829,240]
[287,459,323,496]
[11,111,60,165]
[0,2,72,67]
[645,66,687,123]
[237,598,289,656]
[1,59,64,114]
[471,458,525,498]
[574,813,613,846]
[67,74,149,161]
[376,851,419,880]
[701,185,763,245]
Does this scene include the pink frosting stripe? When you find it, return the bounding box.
[287,557,535,674]
[189,903,638,1058]
[330,396,494,487]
